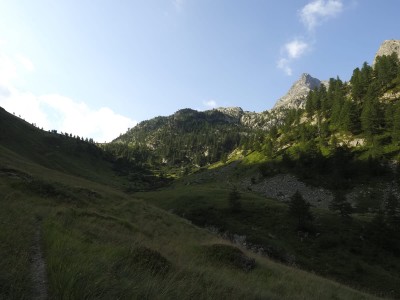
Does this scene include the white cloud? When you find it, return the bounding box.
[15,54,34,72]
[285,39,309,59]
[0,86,51,129]
[39,94,136,142]
[300,0,343,31]
[277,39,309,76]
[203,100,218,108]
[0,53,18,84]
[277,58,292,76]
[277,0,344,75]
[0,52,136,142]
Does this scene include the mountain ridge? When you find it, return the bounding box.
[2,39,400,299]
[273,73,322,110]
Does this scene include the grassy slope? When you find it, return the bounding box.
[0,107,381,299]
[136,161,400,298]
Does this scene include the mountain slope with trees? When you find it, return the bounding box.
[0,106,379,300]
[2,40,400,299]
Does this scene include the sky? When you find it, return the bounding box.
[0,0,399,142]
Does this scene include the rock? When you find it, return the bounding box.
[214,107,244,120]
[273,73,321,110]
[373,39,400,66]
[251,173,333,208]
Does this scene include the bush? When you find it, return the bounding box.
[203,244,256,272]
[288,191,314,231]
[228,186,242,213]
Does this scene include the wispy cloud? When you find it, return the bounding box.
[277,0,344,76]
[285,39,309,59]
[299,0,343,31]
[277,58,293,76]
[0,52,136,142]
[203,99,218,108]
[39,94,136,142]
[0,53,18,84]
[15,54,34,72]
[277,38,310,76]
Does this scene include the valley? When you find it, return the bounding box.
[2,40,400,299]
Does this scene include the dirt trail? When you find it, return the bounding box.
[31,225,48,300]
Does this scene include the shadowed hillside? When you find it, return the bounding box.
[0,105,381,299]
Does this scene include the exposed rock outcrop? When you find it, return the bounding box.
[215,107,244,120]
[250,174,333,209]
[373,39,400,66]
[273,73,321,110]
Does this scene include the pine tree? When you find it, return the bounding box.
[375,53,400,89]
[228,186,242,213]
[288,191,313,230]
[385,192,400,230]
[339,100,359,133]
[392,103,400,143]
[350,67,363,101]
[361,84,381,138]
[329,192,353,219]
[330,78,345,129]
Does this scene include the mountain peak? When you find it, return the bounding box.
[273,73,321,110]
[373,39,400,66]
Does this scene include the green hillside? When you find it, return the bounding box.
[2,50,400,300]
[0,108,382,299]
[103,52,400,298]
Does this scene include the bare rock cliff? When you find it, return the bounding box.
[273,73,321,110]
[373,39,400,66]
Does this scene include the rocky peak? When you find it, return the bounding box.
[373,40,400,66]
[273,73,321,110]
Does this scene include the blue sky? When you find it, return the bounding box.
[0,0,399,141]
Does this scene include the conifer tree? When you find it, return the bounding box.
[289,191,313,230]
[329,192,353,219]
[228,186,242,213]
[340,100,359,133]
[393,103,400,143]
[350,67,363,101]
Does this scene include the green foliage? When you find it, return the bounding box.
[339,100,359,133]
[375,53,400,89]
[329,192,353,219]
[113,109,245,170]
[288,191,314,230]
[228,185,242,212]
[361,87,381,138]
[384,192,400,230]
[392,102,400,143]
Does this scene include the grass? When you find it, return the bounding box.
[0,158,381,299]
[0,106,388,299]
[136,178,400,298]
[0,180,36,299]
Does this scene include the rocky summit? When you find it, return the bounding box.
[373,39,400,66]
[272,73,321,110]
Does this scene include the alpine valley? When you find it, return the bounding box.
[2,40,400,299]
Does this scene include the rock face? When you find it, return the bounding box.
[373,39,400,66]
[215,107,244,119]
[251,174,333,209]
[273,73,321,110]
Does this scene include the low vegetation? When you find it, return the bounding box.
[2,52,400,299]
[0,107,381,299]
